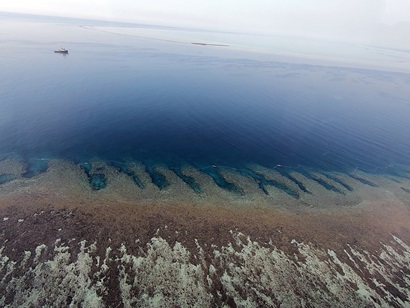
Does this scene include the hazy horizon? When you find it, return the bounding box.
[1,1,410,49]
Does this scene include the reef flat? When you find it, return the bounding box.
[0,158,410,307]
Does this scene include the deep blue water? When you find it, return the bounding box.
[1,14,410,175]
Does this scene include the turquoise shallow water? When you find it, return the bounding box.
[1,13,410,181]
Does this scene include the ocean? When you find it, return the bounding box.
[1,12,410,177]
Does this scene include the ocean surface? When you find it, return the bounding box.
[1,12,410,177]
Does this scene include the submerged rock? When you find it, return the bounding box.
[0,174,16,185]
[201,167,244,195]
[169,166,201,193]
[107,161,145,189]
[79,162,108,191]
[89,173,107,191]
[22,159,48,178]
[79,162,93,175]
[144,164,170,190]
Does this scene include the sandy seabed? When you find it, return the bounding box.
[0,158,409,307]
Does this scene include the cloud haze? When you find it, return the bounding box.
[1,0,410,48]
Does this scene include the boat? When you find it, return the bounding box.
[54,48,68,54]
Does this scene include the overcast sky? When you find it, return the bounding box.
[1,0,410,47]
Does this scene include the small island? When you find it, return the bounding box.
[191,42,229,47]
